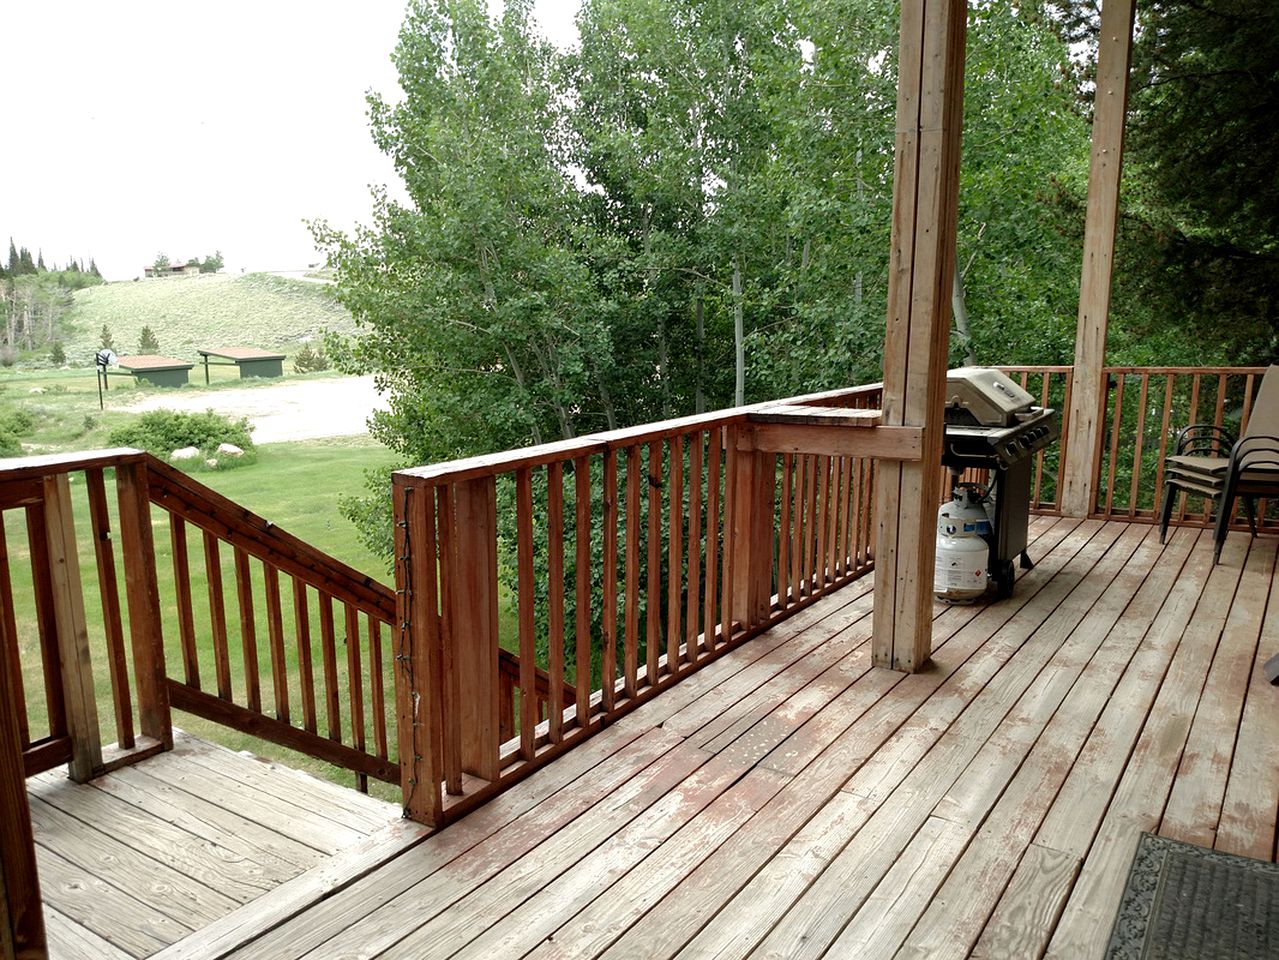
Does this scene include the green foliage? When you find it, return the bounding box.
[0,408,35,457]
[198,251,224,274]
[153,252,171,271]
[49,342,66,365]
[291,340,329,373]
[138,325,159,353]
[99,324,115,351]
[109,409,255,460]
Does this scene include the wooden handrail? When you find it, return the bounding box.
[144,455,395,622]
[394,382,885,826]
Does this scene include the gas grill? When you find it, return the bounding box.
[941,367,1060,598]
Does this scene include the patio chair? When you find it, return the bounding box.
[1158,365,1279,563]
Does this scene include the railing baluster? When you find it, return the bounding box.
[368,618,387,761]
[26,503,66,740]
[169,515,200,689]
[292,577,317,734]
[343,603,366,792]
[547,461,566,743]
[685,435,703,662]
[834,456,848,578]
[318,591,341,743]
[667,436,683,673]
[646,441,662,687]
[263,566,289,723]
[516,467,537,761]
[1104,373,1125,516]
[574,456,591,727]
[203,531,233,701]
[1128,373,1150,516]
[721,428,736,643]
[704,431,721,648]
[778,453,793,609]
[790,454,803,602]
[815,455,830,588]
[623,445,641,698]
[85,468,133,749]
[602,450,619,710]
[233,547,262,715]
[804,453,818,595]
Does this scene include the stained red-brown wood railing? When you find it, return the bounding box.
[143,457,399,792]
[393,383,886,826]
[994,365,1073,513]
[0,450,408,800]
[1092,367,1272,528]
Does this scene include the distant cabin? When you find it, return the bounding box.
[144,261,201,278]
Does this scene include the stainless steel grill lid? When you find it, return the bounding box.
[944,367,1035,427]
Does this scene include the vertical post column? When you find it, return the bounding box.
[872,0,967,672]
[732,431,777,630]
[42,473,103,782]
[1061,0,1137,518]
[393,480,444,826]
[114,462,172,748]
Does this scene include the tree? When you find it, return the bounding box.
[49,342,66,365]
[198,251,224,273]
[152,253,170,271]
[138,325,160,353]
[100,324,115,352]
[36,250,45,272]
[88,258,102,279]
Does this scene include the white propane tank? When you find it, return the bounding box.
[934,486,990,602]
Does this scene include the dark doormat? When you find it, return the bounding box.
[1105,832,1279,959]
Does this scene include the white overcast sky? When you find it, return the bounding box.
[1,1,580,281]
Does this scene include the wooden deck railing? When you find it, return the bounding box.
[1092,366,1274,527]
[392,383,893,826]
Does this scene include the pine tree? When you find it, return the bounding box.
[36,250,45,271]
[7,239,18,274]
[100,325,115,352]
[89,259,102,279]
[138,326,159,353]
[17,247,35,274]
[49,342,66,365]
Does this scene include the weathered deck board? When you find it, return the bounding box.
[31,734,399,959]
[28,518,1278,960]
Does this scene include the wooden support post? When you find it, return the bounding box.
[0,602,45,958]
[392,482,444,826]
[445,477,500,781]
[114,462,173,748]
[872,0,967,673]
[731,434,777,631]
[41,474,102,781]
[1061,0,1136,518]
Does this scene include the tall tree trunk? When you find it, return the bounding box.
[695,293,705,414]
[732,255,744,406]
[952,269,976,365]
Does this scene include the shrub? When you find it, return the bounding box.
[100,324,115,352]
[292,341,330,373]
[109,409,255,461]
[138,326,160,353]
[0,409,36,457]
[49,342,66,365]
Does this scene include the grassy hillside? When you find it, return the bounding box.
[57,272,356,365]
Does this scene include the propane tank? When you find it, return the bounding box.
[934,485,990,602]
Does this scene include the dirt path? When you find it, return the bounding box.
[123,376,389,444]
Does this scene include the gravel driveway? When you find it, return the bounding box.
[123,375,389,444]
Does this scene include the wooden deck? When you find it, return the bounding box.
[31,516,1279,959]
[29,732,418,959]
